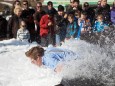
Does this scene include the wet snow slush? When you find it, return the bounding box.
[0,26,115,86]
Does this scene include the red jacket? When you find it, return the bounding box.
[40,14,54,37]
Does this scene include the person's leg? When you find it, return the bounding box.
[40,36,48,47]
[56,34,61,46]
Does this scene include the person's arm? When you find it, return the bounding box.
[54,63,63,73]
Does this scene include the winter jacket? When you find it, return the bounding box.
[40,14,54,37]
[7,15,21,38]
[111,8,115,24]
[66,21,78,38]
[17,28,30,41]
[0,16,7,38]
[96,4,111,24]
[93,21,108,32]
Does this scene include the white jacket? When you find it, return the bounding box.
[17,28,30,42]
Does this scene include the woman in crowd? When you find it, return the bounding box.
[7,6,22,38]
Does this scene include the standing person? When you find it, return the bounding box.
[65,14,78,39]
[0,15,7,39]
[40,10,55,47]
[17,20,30,42]
[82,2,95,25]
[67,0,82,13]
[66,0,74,12]
[111,1,115,25]
[95,0,111,25]
[93,14,108,32]
[7,6,22,38]
[77,11,91,38]
[21,0,35,43]
[54,5,67,46]
[44,1,57,15]
[34,2,46,44]
[11,0,21,16]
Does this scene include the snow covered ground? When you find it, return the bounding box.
[0,38,115,86]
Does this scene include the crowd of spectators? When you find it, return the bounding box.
[0,0,115,47]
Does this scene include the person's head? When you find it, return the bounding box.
[14,6,22,17]
[68,14,74,23]
[22,0,29,10]
[58,5,64,16]
[101,0,107,7]
[83,2,89,9]
[73,0,80,8]
[25,46,45,66]
[97,14,104,22]
[13,0,21,8]
[36,2,42,12]
[74,10,81,18]
[80,11,87,20]
[47,1,53,10]
[47,10,54,18]
[70,0,74,7]
[20,20,27,29]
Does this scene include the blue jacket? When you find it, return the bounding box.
[93,21,108,32]
[42,47,76,70]
[66,21,78,38]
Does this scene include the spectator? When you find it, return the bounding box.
[21,0,35,43]
[44,1,57,16]
[66,0,74,12]
[82,2,95,25]
[77,11,91,38]
[93,14,108,32]
[0,15,7,39]
[7,6,22,38]
[67,0,82,13]
[54,5,67,46]
[12,0,21,16]
[17,20,30,42]
[111,1,115,25]
[95,0,111,25]
[34,2,46,44]
[66,14,78,39]
[40,10,55,47]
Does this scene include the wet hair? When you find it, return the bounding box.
[58,5,64,11]
[25,46,45,60]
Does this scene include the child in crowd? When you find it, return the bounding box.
[17,20,30,42]
[77,11,91,38]
[65,14,78,39]
[93,14,108,32]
